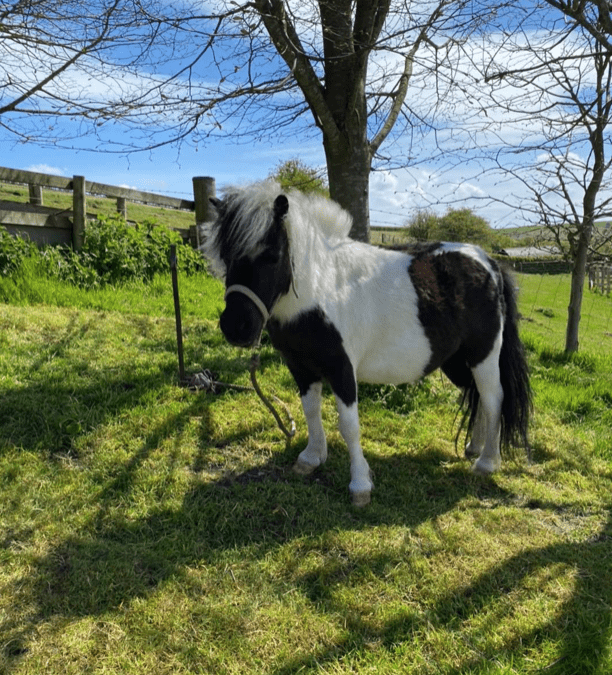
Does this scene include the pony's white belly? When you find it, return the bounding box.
[354,333,432,385]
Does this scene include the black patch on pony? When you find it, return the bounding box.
[408,248,531,450]
[268,307,357,407]
[408,248,502,376]
[218,195,293,347]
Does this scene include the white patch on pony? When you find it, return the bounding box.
[275,241,432,385]
[434,242,499,281]
[202,180,354,280]
[470,328,504,474]
[335,397,373,506]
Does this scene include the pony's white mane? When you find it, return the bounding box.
[203,180,353,276]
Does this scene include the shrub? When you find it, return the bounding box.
[403,207,517,251]
[404,209,439,242]
[269,159,329,196]
[0,228,35,275]
[0,217,207,289]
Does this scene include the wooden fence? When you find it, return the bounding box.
[589,264,612,295]
[0,166,216,249]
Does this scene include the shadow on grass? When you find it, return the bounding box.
[0,310,252,457]
[1,318,611,672]
[4,420,611,673]
[272,502,612,675]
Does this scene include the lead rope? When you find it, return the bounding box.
[176,252,295,439]
[249,350,296,439]
[186,356,295,440]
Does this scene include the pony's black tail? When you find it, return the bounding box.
[498,266,532,451]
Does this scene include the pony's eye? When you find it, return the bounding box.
[259,250,280,265]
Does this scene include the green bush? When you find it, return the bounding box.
[269,158,329,196]
[0,228,35,275]
[0,217,206,289]
[403,207,517,251]
[81,215,205,285]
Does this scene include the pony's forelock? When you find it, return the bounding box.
[201,180,353,278]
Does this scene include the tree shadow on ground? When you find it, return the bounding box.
[273,499,612,674]
[2,318,610,673]
[4,414,610,674]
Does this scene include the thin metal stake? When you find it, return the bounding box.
[169,244,185,382]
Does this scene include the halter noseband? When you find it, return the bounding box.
[224,284,271,324]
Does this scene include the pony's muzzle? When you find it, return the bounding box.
[220,285,270,347]
[219,303,265,348]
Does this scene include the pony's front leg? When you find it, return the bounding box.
[293,382,328,475]
[335,396,373,507]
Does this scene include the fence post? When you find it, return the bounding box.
[72,175,86,250]
[191,176,216,247]
[116,196,127,219]
[28,183,43,206]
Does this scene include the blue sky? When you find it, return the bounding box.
[5,129,524,230]
[1,1,604,231]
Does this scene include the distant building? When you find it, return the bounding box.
[499,246,560,257]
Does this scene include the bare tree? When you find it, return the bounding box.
[1,0,480,242]
[464,2,612,352]
[0,1,181,144]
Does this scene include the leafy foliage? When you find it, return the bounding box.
[0,227,35,275]
[404,207,516,250]
[269,158,329,196]
[0,216,206,288]
[80,215,205,284]
[402,208,439,242]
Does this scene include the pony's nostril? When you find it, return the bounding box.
[220,310,259,347]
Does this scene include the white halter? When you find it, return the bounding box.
[224,284,271,324]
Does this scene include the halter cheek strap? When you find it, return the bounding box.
[224,284,271,324]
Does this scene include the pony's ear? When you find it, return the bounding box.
[209,197,222,210]
[274,194,289,219]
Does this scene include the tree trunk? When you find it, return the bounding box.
[324,138,372,242]
[565,231,590,352]
[565,96,605,352]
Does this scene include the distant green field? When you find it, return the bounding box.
[517,272,612,354]
[0,181,196,231]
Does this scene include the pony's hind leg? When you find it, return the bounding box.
[465,403,486,459]
[335,396,373,507]
[470,335,504,475]
[294,382,328,475]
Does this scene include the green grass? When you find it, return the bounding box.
[0,269,611,674]
[518,272,612,353]
[0,257,225,318]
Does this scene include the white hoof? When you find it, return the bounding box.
[472,456,501,475]
[293,456,320,476]
[351,489,371,508]
[349,470,374,507]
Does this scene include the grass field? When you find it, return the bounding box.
[1,269,611,674]
[0,182,196,232]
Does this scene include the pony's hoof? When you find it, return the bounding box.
[351,489,371,508]
[464,442,480,459]
[471,457,501,475]
[293,457,319,476]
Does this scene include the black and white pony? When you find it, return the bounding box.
[204,181,531,506]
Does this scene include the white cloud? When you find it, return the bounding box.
[27,164,65,176]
